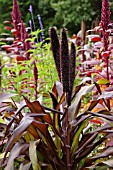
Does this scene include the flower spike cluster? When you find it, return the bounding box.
[100,0,111,51]
[49,27,76,106]
[12,0,22,39]
[11,0,31,59]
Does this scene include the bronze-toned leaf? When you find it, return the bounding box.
[49,92,58,110]
[86,111,113,121]
[27,125,39,139]
[52,82,58,99]
[32,120,47,137]
[32,101,45,113]
[5,116,33,152]
[87,100,99,111]
[24,97,45,113]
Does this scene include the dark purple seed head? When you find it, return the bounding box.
[49,27,61,81]
[68,42,76,106]
[60,28,69,93]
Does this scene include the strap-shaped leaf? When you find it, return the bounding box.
[29,141,41,170]
[0,93,17,102]
[5,116,33,152]
[69,84,95,120]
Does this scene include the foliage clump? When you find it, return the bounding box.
[1,0,113,170]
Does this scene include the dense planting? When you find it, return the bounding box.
[1,0,113,170]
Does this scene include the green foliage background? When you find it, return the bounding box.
[0,0,113,35]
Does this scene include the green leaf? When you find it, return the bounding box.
[0,152,9,159]
[97,79,110,85]
[0,117,6,124]
[0,42,6,45]
[71,122,86,157]
[29,141,41,170]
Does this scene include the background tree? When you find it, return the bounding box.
[0,0,113,36]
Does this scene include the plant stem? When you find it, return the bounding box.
[106,57,109,81]
[43,106,63,115]
[106,57,111,110]
[65,106,71,170]
[0,58,1,90]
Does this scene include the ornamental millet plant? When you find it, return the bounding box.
[3,26,113,170]
[3,1,113,170]
[50,27,75,169]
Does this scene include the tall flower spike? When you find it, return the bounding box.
[28,5,35,31]
[12,0,22,39]
[68,42,76,106]
[60,28,69,93]
[20,21,31,60]
[101,0,111,50]
[49,27,61,81]
[28,5,33,13]
[37,14,45,42]
[33,61,38,100]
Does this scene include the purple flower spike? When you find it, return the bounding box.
[28,5,35,31]
[37,14,45,41]
[12,0,22,39]
[28,5,33,13]
[100,0,111,51]
[101,0,111,31]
